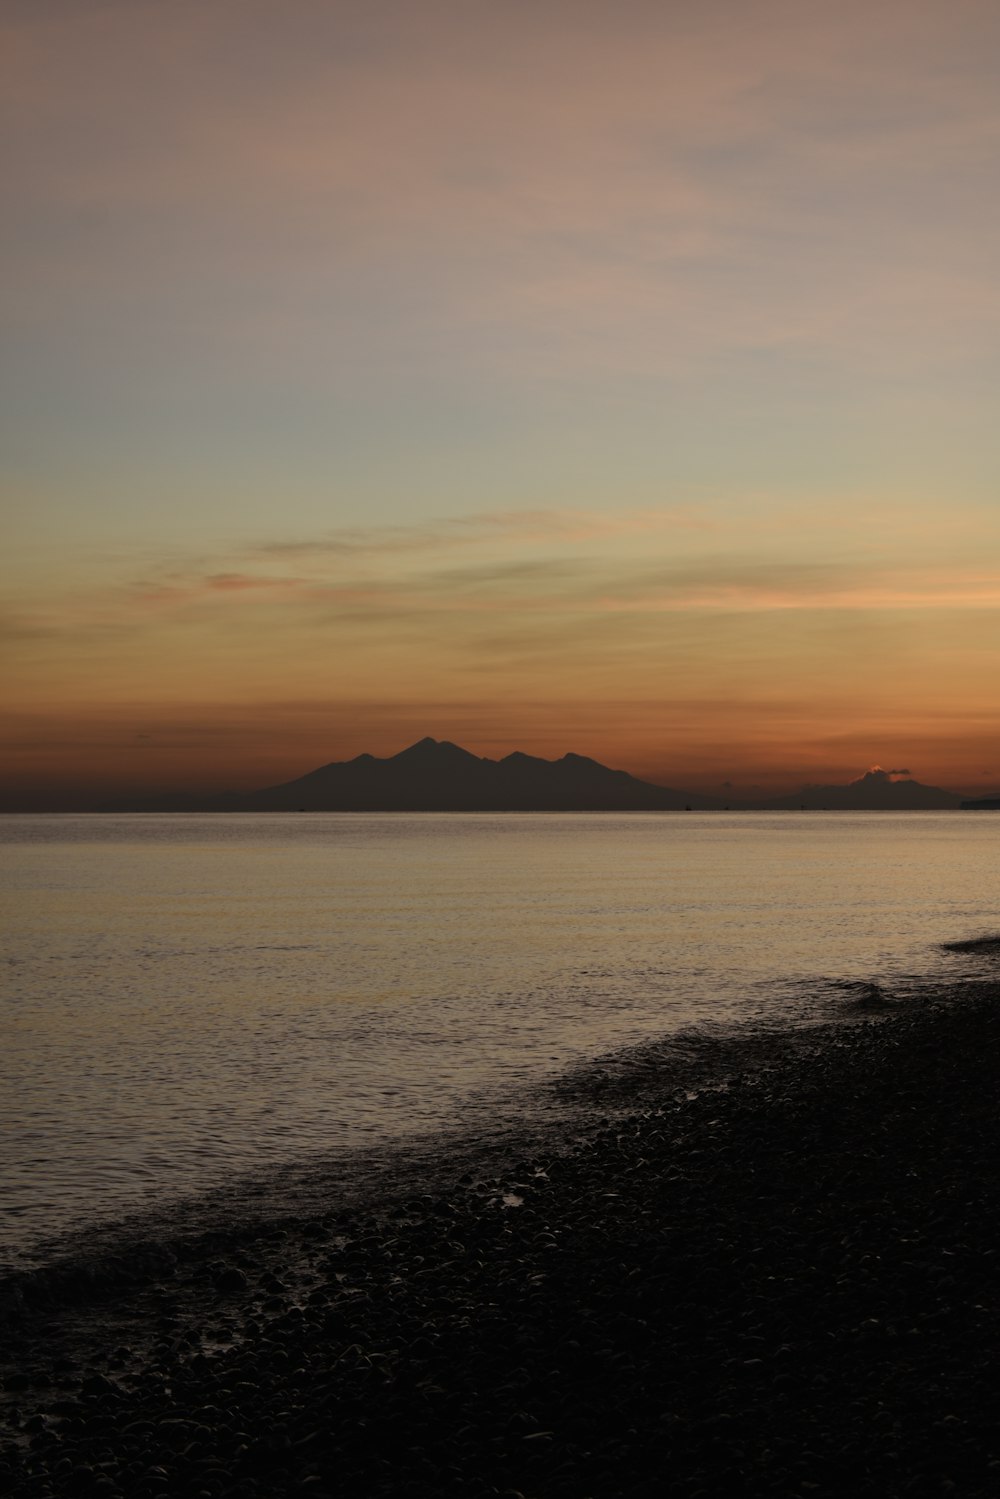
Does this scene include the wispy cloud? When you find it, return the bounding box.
[251,508,719,563]
[7,492,1000,630]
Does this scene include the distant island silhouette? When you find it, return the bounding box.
[759,765,962,812]
[74,740,965,813]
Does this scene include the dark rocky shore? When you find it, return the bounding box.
[3,984,1000,1498]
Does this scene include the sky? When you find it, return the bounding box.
[3,0,999,802]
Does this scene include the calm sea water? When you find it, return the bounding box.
[1,811,997,1269]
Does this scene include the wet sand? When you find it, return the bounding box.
[3,982,1000,1497]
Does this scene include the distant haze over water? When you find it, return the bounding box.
[1,811,997,1270]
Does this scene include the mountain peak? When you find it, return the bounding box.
[853,765,913,787]
[392,737,482,765]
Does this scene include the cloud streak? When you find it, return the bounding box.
[10,506,1000,655]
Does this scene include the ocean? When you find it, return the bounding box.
[1,810,996,1273]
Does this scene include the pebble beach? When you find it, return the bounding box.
[3,978,1000,1498]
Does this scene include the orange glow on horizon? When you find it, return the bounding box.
[3,694,998,807]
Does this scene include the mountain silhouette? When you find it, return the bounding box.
[241,737,724,812]
[42,745,966,814]
[759,766,961,811]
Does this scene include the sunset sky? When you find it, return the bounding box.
[4,0,999,802]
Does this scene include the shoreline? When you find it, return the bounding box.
[4,980,1000,1495]
[0,983,921,1310]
